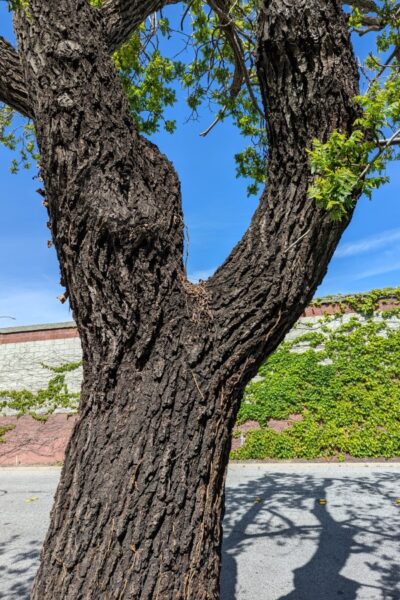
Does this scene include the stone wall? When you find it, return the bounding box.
[1,306,400,401]
[1,304,399,465]
[0,323,82,397]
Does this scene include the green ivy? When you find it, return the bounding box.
[233,313,400,460]
[0,361,81,419]
[0,424,15,443]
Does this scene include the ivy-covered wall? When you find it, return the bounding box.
[234,309,400,460]
[0,323,82,414]
[1,291,399,405]
[1,289,400,460]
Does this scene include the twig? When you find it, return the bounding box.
[377,136,400,147]
[359,126,400,181]
[190,369,205,401]
[358,24,384,36]
[180,0,194,31]
[200,108,227,137]
[285,229,311,254]
[207,0,264,119]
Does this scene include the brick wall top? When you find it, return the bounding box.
[0,321,79,345]
[303,299,400,317]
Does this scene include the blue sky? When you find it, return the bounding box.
[1,5,399,325]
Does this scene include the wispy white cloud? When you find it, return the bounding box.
[355,260,400,280]
[336,228,400,258]
[188,268,216,283]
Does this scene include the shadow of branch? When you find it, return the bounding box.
[221,471,400,600]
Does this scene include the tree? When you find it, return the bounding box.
[0,0,398,597]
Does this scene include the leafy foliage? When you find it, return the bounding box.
[2,0,265,193]
[307,0,400,220]
[0,424,15,443]
[106,0,266,193]
[233,311,400,460]
[0,361,81,418]
[0,105,39,173]
[2,1,400,202]
[307,130,388,221]
[5,0,29,11]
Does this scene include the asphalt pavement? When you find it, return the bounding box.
[1,463,400,599]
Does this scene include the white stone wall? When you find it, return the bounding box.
[1,313,399,407]
[285,313,400,352]
[0,337,83,394]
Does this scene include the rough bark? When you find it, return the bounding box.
[102,0,180,53]
[9,0,360,598]
[0,0,176,117]
[0,36,32,117]
[206,0,360,385]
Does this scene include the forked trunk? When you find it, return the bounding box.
[10,0,361,597]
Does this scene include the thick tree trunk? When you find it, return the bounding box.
[9,0,360,598]
[32,342,236,599]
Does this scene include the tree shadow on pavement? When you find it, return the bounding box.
[0,534,41,600]
[1,470,399,599]
[221,471,400,600]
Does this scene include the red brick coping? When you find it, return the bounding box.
[0,322,79,345]
[303,299,400,317]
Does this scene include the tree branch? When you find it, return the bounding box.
[377,136,400,146]
[345,0,379,12]
[207,0,264,118]
[205,0,361,390]
[101,0,180,53]
[342,0,385,32]
[1,0,181,117]
[0,36,32,118]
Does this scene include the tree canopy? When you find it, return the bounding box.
[1,0,400,203]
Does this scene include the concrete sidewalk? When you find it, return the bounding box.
[1,463,400,599]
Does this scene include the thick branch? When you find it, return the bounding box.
[0,0,180,118]
[206,0,361,391]
[13,0,185,360]
[101,0,180,53]
[1,0,180,118]
[345,0,379,11]
[0,36,32,118]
